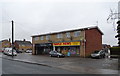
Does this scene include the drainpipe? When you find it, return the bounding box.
[84,30,86,58]
[53,46,55,51]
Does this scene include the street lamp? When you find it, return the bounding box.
[11,20,14,58]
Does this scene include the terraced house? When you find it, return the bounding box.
[32,26,103,57]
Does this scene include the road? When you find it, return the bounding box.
[0,53,2,76]
[2,58,79,74]
[2,52,119,74]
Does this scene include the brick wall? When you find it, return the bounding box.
[32,31,84,44]
[32,31,85,55]
[14,42,19,50]
[2,41,11,48]
[85,28,102,57]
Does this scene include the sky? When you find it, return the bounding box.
[0,0,119,46]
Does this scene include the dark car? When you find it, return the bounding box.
[49,51,65,58]
[16,50,22,53]
[91,50,105,59]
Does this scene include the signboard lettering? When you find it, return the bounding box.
[53,41,80,46]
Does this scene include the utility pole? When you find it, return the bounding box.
[12,20,14,58]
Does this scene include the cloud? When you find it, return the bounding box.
[1,1,119,46]
[0,0,119,3]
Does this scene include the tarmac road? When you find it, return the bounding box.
[1,53,119,74]
[0,53,2,75]
[2,58,80,74]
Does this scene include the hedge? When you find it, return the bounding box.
[110,47,120,55]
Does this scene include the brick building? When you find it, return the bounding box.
[14,39,32,52]
[102,44,111,49]
[0,39,11,49]
[32,26,103,57]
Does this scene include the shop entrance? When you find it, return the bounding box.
[35,44,43,55]
[35,43,52,55]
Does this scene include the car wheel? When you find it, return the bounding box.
[99,56,102,59]
[57,55,60,58]
[50,55,52,57]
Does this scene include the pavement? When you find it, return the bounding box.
[1,53,119,74]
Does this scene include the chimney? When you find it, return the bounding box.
[9,38,11,42]
[23,39,26,41]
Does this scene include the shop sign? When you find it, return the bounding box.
[53,41,80,46]
[37,43,52,47]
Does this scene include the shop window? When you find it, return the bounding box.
[57,33,63,38]
[74,31,81,37]
[40,36,44,40]
[46,35,50,40]
[66,32,70,38]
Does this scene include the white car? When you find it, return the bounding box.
[4,48,17,56]
[26,50,32,53]
[91,50,105,58]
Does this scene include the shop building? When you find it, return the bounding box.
[32,26,103,57]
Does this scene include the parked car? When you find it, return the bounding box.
[16,50,23,53]
[49,51,65,58]
[0,48,4,52]
[26,50,32,53]
[91,50,105,59]
[3,48,17,56]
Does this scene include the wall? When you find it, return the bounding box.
[19,45,32,51]
[14,42,19,50]
[32,30,85,55]
[32,31,84,44]
[85,28,102,57]
[2,41,11,48]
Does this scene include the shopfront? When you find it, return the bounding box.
[53,41,80,56]
[35,43,52,55]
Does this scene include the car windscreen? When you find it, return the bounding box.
[9,50,16,52]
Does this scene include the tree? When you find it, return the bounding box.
[115,20,120,46]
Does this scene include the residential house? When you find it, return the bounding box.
[14,39,32,52]
[0,39,11,49]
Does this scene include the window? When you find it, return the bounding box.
[22,44,25,47]
[66,32,70,38]
[74,31,81,37]
[40,36,44,40]
[46,35,50,40]
[34,37,39,41]
[57,33,62,38]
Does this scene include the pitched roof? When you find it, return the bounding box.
[0,40,10,43]
[31,26,103,37]
[1,39,9,42]
[15,40,32,45]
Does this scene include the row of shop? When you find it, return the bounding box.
[34,41,81,56]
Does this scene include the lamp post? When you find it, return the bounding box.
[11,20,14,58]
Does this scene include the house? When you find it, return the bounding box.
[102,44,111,49]
[31,26,103,57]
[0,39,11,49]
[14,39,32,52]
